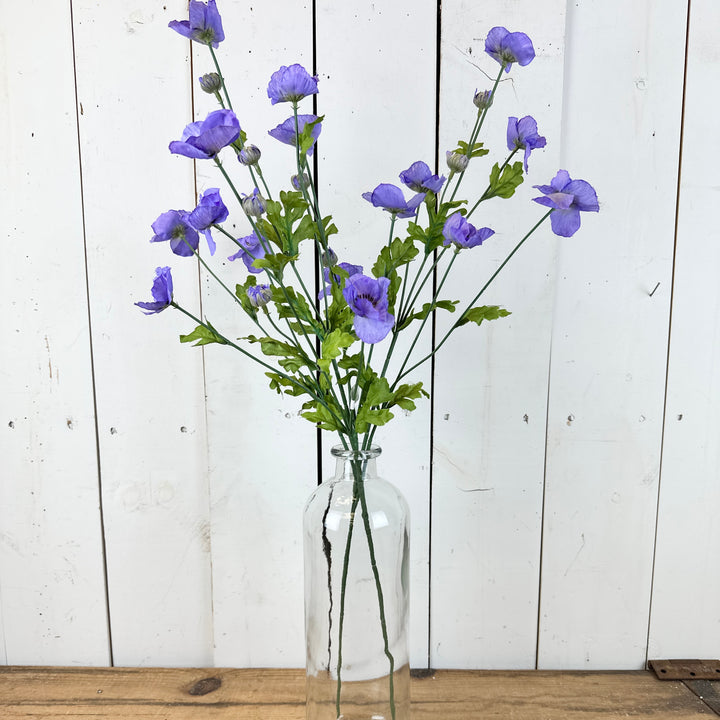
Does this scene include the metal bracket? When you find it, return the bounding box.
[649,659,720,680]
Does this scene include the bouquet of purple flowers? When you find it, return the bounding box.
[136,3,598,717]
[137,1,597,451]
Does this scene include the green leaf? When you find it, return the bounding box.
[252,252,297,275]
[355,408,393,433]
[243,334,309,365]
[398,299,459,330]
[391,382,429,412]
[318,329,356,373]
[371,237,419,279]
[485,161,524,200]
[355,376,396,433]
[265,372,307,397]
[299,115,324,156]
[456,305,511,327]
[300,397,342,432]
[453,140,490,159]
[179,322,228,347]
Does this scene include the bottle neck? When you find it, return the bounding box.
[331,445,381,483]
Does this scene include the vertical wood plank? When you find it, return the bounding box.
[72,0,213,666]
[191,3,317,666]
[0,1,109,665]
[432,1,566,668]
[648,0,720,660]
[538,0,687,669]
[315,0,437,669]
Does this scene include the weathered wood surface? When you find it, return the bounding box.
[0,667,716,719]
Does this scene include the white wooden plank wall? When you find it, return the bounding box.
[1,0,717,670]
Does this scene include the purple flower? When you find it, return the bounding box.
[485,26,535,72]
[399,161,445,194]
[507,116,547,173]
[442,213,494,249]
[168,0,224,48]
[532,170,599,237]
[343,274,395,344]
[136,266,173,315]
[319,262,363,299]
[362,184,424,219]
[247,284,272,308]
[268,115,322,156]
[188,188,228,255]
[169,109,240,160]
[227,231,267,273]
[151,210,199,257]
[267,64,319,105]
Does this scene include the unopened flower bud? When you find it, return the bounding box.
[199,72,223,94]
[446,151,469,173]
[321,247,338,267]
[241,188,266,218]
[473,89,493,110]
[291,173,311,191]
[238,144,261,166]
[247,284,272,308]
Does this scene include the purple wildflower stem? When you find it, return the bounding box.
[467,147,520,218]
[393,249,459,383]
[208,44,232,110]
[394,209,552,386]
[446,65,504,205]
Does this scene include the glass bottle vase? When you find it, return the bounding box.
[303,445,410,720]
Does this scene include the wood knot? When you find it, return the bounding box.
[188,676,222,696]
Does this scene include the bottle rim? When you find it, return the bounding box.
[330,444,382,460]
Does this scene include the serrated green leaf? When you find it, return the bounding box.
[485,161,524,200]
[298,115,324,156]
[265,372,307,397]
[456,305,511,327]
[318,329,356,373]
[253,252,297,275]
[179,322,228,347]
[398,299,459,330]
[391,382,429,411]
[355,408,393,433]
[454,141,490,159]
[372,237,419,278]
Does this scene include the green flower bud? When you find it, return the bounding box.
[199,72,223,94]
[446,151,469,173]
[238,144,261,166]
[473,89,493,110]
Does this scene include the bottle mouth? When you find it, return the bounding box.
[330,444,381,460]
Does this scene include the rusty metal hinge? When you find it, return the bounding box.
[649,659,720,680]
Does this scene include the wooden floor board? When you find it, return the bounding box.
[0,667,715,719]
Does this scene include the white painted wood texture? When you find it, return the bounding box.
[432,0,567,669]
[1,0,716,670]
[538,0,687,669]
[191,1,316,667]
[648,0,720,661]
[0,1,110,666]
[71,1,213,666]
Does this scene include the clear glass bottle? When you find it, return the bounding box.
[303,445,410,720]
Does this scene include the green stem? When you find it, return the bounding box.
[394,210,553,385]
[357,472,396,720]
[208,44,232,111]
[447,66,504,204]
[466,147,519,219]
